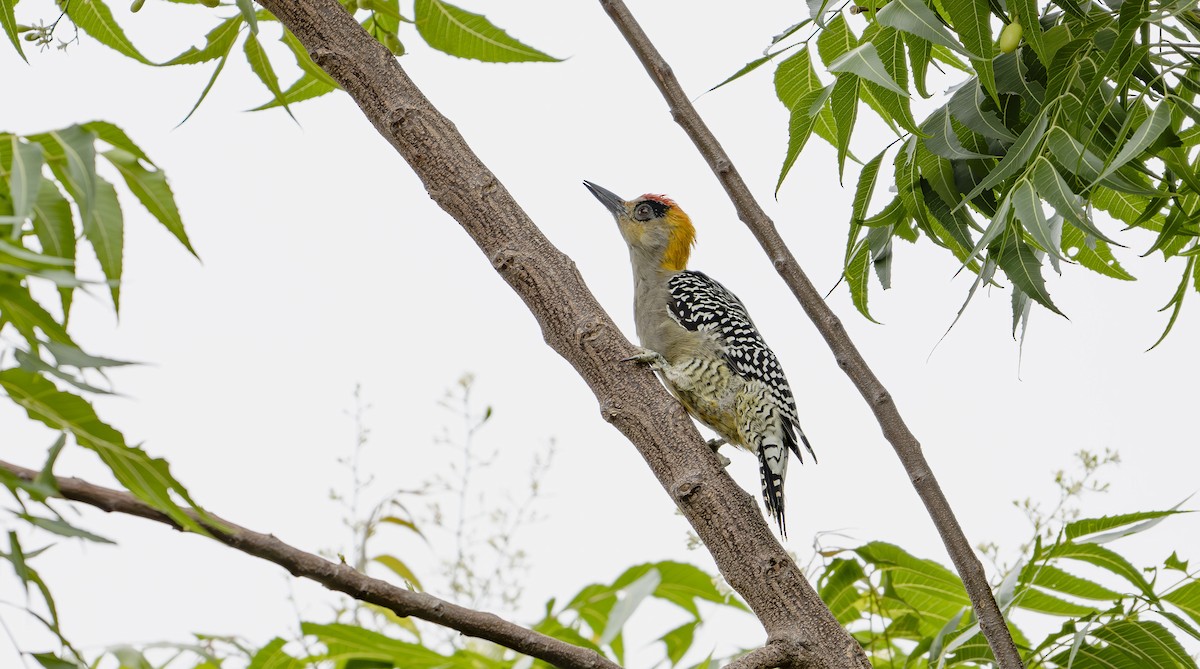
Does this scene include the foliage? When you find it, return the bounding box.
[3,0,557,123]
[725,0,1200,344]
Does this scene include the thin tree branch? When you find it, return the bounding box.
[726,637,813,669]
[593,1,1023,667]
[0,459,617,669]
[245,0,869,666]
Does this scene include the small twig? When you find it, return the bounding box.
[0,460,620,669]
[725,637,815,669]
[594,1,1024,667]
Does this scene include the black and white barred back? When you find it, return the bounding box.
[667,270,816,533]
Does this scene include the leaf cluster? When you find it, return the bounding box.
[728,0,1200,343]
[818,508,1200,668]
[2,0,559,123]
[1,124,215,658]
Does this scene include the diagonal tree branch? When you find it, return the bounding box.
[593,1,1023,667]
[245,0,868,666]
[0,459,618,669]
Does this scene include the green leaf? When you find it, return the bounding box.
[1046,127,1160,196]
[857,542,970,627]
[942,0,996,99]
[29,126,98,228]
[371,554,423,590]
[1093,102,1171,187]
[414,0,558,63]
[1019,562,1123,601]
[601,568,660,645]
[251,70,338,111]
[816,13,857,67]
[828,43,907,95]
[819,558,866,624]
[875,0,971,57]
[0,283,74,348]
[9,138,45,223]
[831,75,860,181]
[31,181,75,318]
[1092,620,1195,669]
[846,239,879,322]
[235,0,258,34]
[948,84,1015,141]
[1065,510,1187,543]
[904,32,933,98]
[1014,587,1098,616]
[178,33,240,126]
[248,638,304,669]
[82,177,123,310]
[302,622,450,668]
[612,561,746,617]
[18,514,115,544]
[1165,552,1190,573]
[163,16,243,66]
[1062,225,1134,280]
[1148,256,1195,349]
[1012,179,1062,268]
[922,107,996,160]
[659,621,697,667]
[102,148,195,257]
[66,0,153,64]
[1009,0,1047,63]
[1,0,26,62]
[31,653,83,669]
[1031,156,1115,243]
[0,369,212,534]
[280,28,338,87]
[82,121,154,165]
[244,33,295,122]
[1047,541,1155,598]
[1165,580,1200,628]
[995,233,1063,315]
[775,47,832,191]
[956,112,1049,208]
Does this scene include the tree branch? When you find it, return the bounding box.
[593,1,1023,667]
[0,459,618,669]
[245,0,869,666]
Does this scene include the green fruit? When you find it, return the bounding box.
[999,21,1023,53]
[130,0,146,12]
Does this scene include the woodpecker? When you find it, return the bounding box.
[583,181,815,537]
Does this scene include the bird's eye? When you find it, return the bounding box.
[634,203,655,221]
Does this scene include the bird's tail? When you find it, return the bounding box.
[758,439,788,538]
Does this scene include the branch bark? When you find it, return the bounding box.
[594,2,1023,667]
[0,460,617,669]
[244,0,869,666]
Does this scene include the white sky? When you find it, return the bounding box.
[3,1,1199,667]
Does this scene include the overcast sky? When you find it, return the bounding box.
[3,1,1198,667]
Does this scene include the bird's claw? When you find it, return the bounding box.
[622,347,667,370]
[706,438,731,468]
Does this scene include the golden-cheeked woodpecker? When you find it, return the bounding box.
[584,181,815,537]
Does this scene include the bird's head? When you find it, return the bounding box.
[584,181,695,272]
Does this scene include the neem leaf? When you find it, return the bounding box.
[414,0,559,63]
[0,369,212,534]
[876,0,972,58]
[828,43,908,95]
[994,234,1064,315]
[66,0,153,64]
[102,148,196,257]
[1,0,26,63]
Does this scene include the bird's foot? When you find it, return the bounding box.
[622,346,667,370]
[706,438,731,467]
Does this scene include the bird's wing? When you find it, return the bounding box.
[667,270,813,460]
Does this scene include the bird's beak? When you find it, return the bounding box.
[583,181,626,217]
